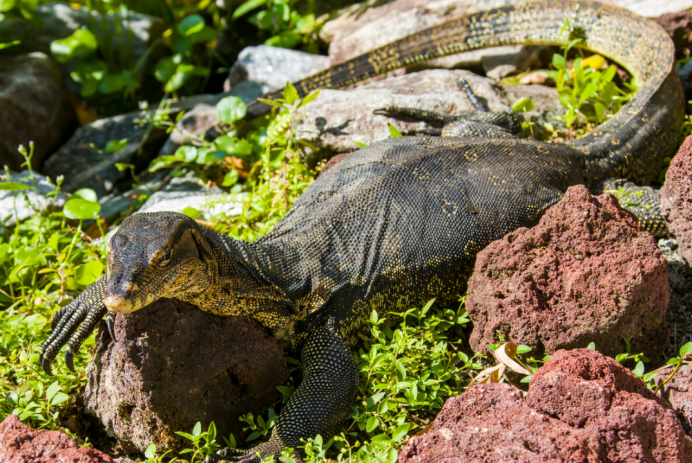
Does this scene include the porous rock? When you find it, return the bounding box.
[398,382,603,463]
[527,349,692,462]
[43,110,168,196]
[0,414,115,463]
[0,53,77,171]
[84,298,289,454]
[658,362,692,437]
[399,349,692,463]
[658,238,692,360]
[467,185,669,358]
[662,135,692,267]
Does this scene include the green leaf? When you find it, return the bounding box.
[182,206,203,219]
[680,342,692,357]
[106,139,129,153]
[354,141,367,148]
[72,188,98,202]
[207,421,216,443]
[51,27,98,63]
[175,431,194,441]
[277,386,294,398]
[246,430,261,441]
[512,97,534,113]
[217,96,248,123]
[366,416,379,433]
[666,357,681,365]
[396,361,407,381]
[50,392,68,407]
[516,345,532,354]
[144,444,157,459]
[370,433,391,442]
[388,123,402,138]
[392,423,411,442]
[283,81,299,105]
[177,15,205,36]
[232,0,267,20]
[587,342,596,350]
[192,421,202,438]
[98,70,139,94]
[222,170,239,187]
[552,54,566,70]
[0,182,33,191]
[365,392,385,409]
[46,381,60,402]
[298,90,321,108]
[63,197,101,220]
[75,261,104,285]
[632,361,645,377]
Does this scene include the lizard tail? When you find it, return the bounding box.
[245,0,684,185]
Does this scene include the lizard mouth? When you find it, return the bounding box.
[104,295,138,313]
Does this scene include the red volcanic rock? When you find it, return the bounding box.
[662,135,692,267]
[527,349,692,463]
[84,298,290,454]
[398,382,602,463]
[658,362,692,437]
[467,184,669,358]
[0,414,115,463]
[399,349,692,463]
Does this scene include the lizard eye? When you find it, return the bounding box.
[160,249,173,267]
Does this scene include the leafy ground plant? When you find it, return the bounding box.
[0,145,106,434]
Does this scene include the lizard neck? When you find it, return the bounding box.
[178,225,301,344]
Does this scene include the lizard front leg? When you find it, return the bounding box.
[206,320,358,463]
[40,276,109,375]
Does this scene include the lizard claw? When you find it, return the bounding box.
[106,312,116,341]
[65,347,75,373]
[41,355,53,377]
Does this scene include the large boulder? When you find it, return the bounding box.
[0,414,115,463]
[399,349,692,463]
[662,135,692,267]
[0,53,77,172]
[467,185,669,358]
[84,298,289,454]
[291,69,562,166]
[399,382,602,463]
[527,349,692,462]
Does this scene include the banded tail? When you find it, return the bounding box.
[245,0,684,185]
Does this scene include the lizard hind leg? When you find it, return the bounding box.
[592,178,669,238]
[374,77,521,139]
[205,319,358,463]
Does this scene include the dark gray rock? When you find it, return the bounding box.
[0,52,77,171]
[0,2,166,90]
[84,298,290,454]
[43,110,168,197]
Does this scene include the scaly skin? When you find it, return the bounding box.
[40,2,683,461]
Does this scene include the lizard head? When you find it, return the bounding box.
[104,212,214,313]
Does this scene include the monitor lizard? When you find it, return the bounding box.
[40,1,684,461]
